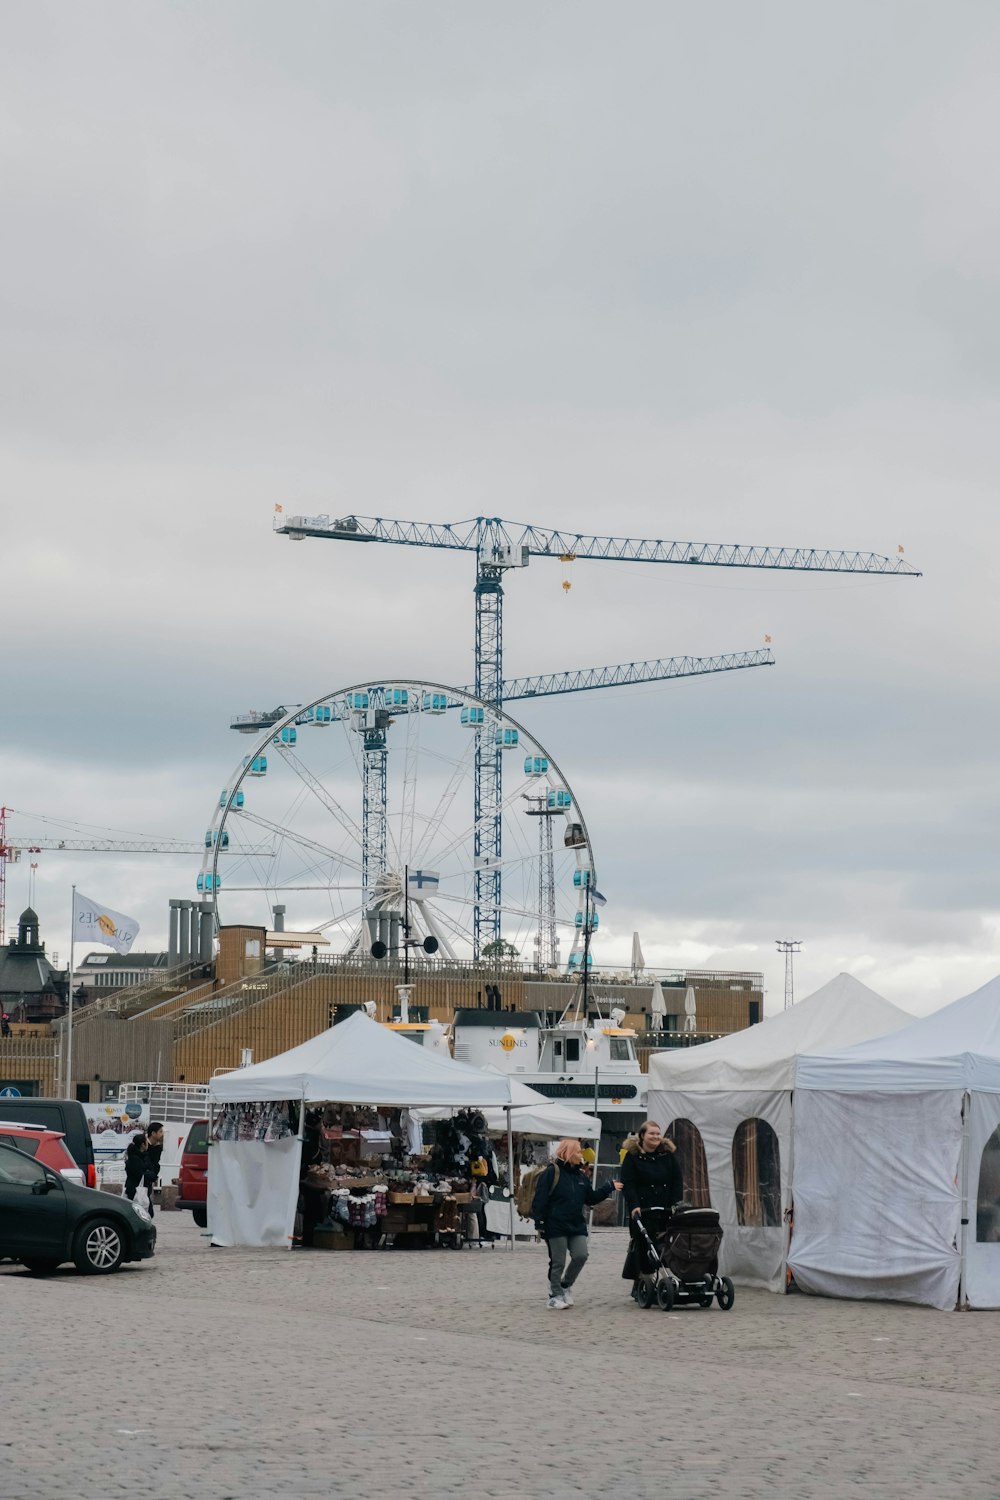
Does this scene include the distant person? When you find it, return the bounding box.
[620,1120,683,1297]
[531,1138,621,1309]
[124,1134,149,1209]
[144,1122,165,1217]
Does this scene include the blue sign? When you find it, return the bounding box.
[0,1086,22,1098]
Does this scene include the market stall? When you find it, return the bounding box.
[414,1094,602,1240]
[206,1011,527,1250]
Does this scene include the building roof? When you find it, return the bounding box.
[78,951,167,971]
[0,949,60,997]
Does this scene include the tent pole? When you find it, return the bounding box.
[958,1090,970,1308]
[206,1095,213,1242]
[506,1107,516,1251]
[292,1088,307,1252]
[784,1092,796,1293]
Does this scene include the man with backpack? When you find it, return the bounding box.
[527,1138,622,1309]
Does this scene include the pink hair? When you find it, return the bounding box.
[553,1138,581,1162]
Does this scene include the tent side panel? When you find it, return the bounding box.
[648,1087,790,1293]
[789,1089,961,1311]
[208,1136,302,1249]
[963,1091,1000,1308]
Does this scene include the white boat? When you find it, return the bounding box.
[450,1004,647,1139]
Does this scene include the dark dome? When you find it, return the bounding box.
[19,907,39,924]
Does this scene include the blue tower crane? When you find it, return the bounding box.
[274,511,919,953]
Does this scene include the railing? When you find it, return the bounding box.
[72,961,210,1024]
[172,963,320,1042]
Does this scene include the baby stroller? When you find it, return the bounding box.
[631,1202,734,1311]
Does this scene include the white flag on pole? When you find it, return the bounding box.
[406,869,440,897]
[73,892,140,955]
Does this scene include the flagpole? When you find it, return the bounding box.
[66,886,76,1101]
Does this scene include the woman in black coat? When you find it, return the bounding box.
[620,1120,683,1291]
[123,1134,149,1206]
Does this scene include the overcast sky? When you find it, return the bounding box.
[4,1,999,1015]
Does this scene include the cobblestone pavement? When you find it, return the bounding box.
[3,1215,997,1500]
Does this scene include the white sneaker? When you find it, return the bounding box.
[560,1287,575,1307]
[547,1294,567,1310]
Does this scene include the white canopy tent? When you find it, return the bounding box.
[207,1013,528,1248]
[791,973,1000,1310]
[647,974,910,1291]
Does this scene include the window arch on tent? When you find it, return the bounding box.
[665,1118,711,1208]
[732,1118,781,1228]
[976,1126,1000,1243]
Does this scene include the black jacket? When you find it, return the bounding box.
[620,1143,683,1217]
[124,1147,148,1200]
[144,1142,163,1189]
[531,1160,615,1238]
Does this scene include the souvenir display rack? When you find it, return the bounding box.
[298,1102,478,1249]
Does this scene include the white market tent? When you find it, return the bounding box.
[647,974,910,1291]
[413,1068,602,1139]
[791,973,1000,1310]
[207,1013,530,1248]
[413,1098,601,1139]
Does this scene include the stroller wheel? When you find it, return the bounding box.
[636,1279,655,1309]
[716,1276,735,1311]
[656,1280,674,1311]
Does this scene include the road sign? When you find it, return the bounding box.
[0,1086,22,1098]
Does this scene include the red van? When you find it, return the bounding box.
[176,1119,208,1228]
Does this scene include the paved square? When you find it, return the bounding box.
[3,1216,996,1499]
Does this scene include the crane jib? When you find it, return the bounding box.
[277,514,920,575]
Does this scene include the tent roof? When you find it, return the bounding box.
[414,1099,602,1138]
[208,1012,525,1106]
[796,973,1000,1092]
[648,973,909,1093]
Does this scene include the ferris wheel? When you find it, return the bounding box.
[200,680,597,970]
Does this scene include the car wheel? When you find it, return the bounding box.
[21,1259,61,1275]
[192,1206,208,1229]
[74,1218,125,1275]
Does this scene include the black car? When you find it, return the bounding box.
[0,1142,156,1275]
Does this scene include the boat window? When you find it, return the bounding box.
[565,1038,580,1064]
[609,1039,632,1062]
[732,1118,781,1227]
[664,1118,711,1208]
[976,1126,1000,1242]
[553,1040,562,1058]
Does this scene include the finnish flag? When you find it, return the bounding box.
[407,869,440,896]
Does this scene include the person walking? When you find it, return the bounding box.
[124,1133,149,1210]
[143,1122,164,1218]
[620,1120,683,1296]
[531,1138,621,1310]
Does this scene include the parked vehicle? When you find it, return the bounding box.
[0,1124,85,1185]
[0,1099,96,1186]
[176,1119,209,1228]
[0,1142,156,1275]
